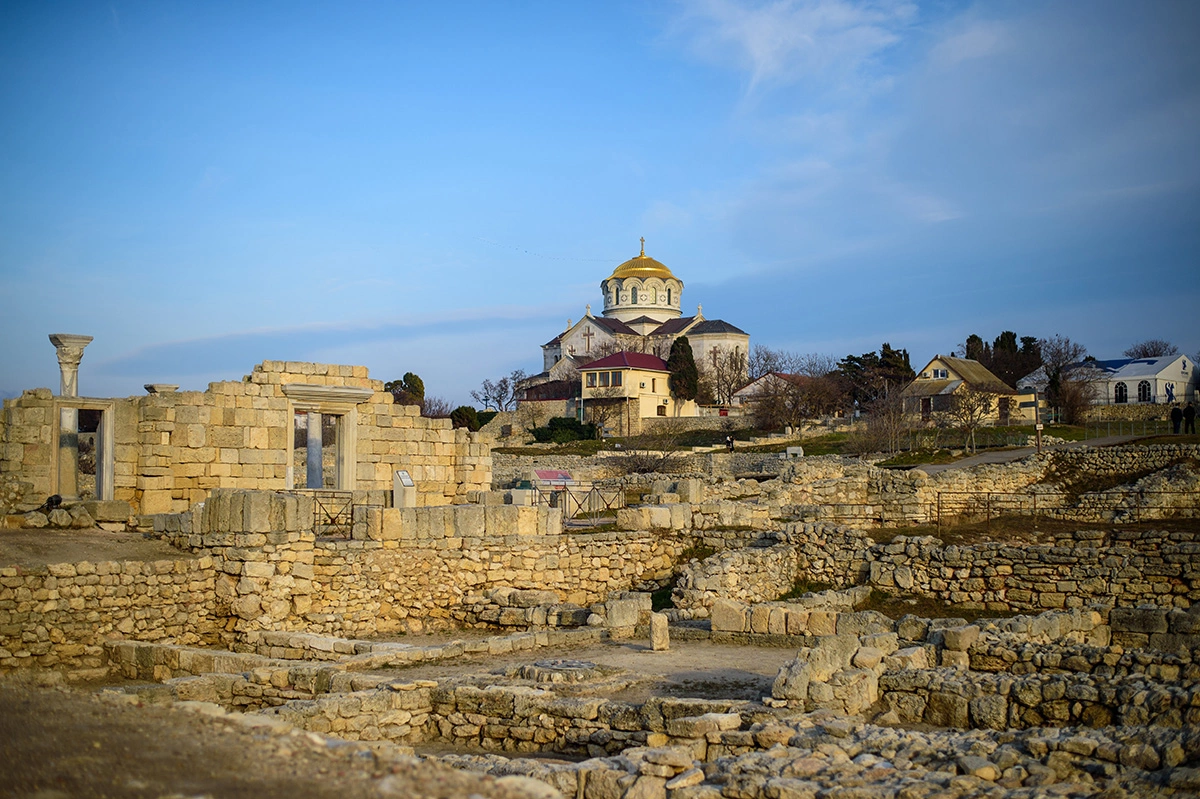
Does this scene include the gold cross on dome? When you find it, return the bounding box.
[640,237,645,256]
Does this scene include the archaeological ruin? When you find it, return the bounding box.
[2,340,1200,798]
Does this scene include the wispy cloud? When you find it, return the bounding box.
[669,0,916,94]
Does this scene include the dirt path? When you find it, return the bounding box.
[369,637,797,702]
[0,529,193,569]
[0,682,540,799]
[917,434,1147,474]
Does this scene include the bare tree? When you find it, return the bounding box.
[752,374,846,431]
[704,348,748,406]
[420,395,453,418]
[749,345,797,380]
[1123,339,1179,359]
[1038,335,1096,424]
[471,369,528,411]
[938,388,996,453]
[609,420,687,475]
[584,384,627,437]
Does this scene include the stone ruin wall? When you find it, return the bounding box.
[0,360,492,515]
[672,522,1200,616]
[490,451,784,487]
[777,444,1200,526]
[0,488,733,677]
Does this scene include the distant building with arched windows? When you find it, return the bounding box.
[1018,354,1197,407]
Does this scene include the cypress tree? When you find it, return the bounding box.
[667,337,699,402]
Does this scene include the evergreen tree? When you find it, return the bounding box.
[667,337,699,402]
[384,372,426,406]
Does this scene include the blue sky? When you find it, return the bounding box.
[2,1,1198,405]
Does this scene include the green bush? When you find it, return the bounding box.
[450,405,480,431]
[532,416,596,443]
[477,411,499,427]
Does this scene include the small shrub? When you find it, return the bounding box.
[679,544,716,562]
[776,577,835,601]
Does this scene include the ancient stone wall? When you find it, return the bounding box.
[673,521,1200,615]
[490,451,784,488]
[157,489,724,638]
[0,360,491,515]
[0,556,218,676]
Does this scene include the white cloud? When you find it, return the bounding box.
[927,20,1010,69]
[669,0,916,93]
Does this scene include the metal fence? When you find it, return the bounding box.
[1084,419,1172,439]
[532,485,626,519]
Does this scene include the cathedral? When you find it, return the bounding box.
[527,239,750,395]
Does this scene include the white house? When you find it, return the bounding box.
[1017,355,1197,406]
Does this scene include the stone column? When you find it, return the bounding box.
[306,411,323,489]
[48,334,93,501]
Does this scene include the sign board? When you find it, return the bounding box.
[534,469,573,485]
[394,470,415,487]
[1035,424,1044,431]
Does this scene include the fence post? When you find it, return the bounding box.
[937,493,942,534]
[986,492,992,530]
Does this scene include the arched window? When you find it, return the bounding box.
[667,288,672,305]
[1114,382,1128,403]
[1138,380,1152,402]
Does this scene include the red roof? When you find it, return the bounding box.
[580,351,669,371]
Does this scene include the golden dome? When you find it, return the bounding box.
[607,238,678,282]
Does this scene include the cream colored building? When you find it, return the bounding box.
[579,351,698,436]
[902,355,1038,425]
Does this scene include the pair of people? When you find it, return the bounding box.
[1170,402,1196,434]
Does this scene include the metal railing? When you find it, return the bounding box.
[1084,419,1171,439]
[533,485,626,519]
[311,490,354,539]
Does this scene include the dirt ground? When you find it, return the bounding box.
[0,528,193,569]
[368,637,798,702]
[0,681,545,799]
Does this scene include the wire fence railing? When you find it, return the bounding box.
[1084,419,1173,439]
[532,485,626,519]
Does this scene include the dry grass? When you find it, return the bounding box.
[870,514,1200,547]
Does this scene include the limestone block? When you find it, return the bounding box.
[647,506,671,530]
[835,610,893,637]
[1110,607,1169,635]
[941,625,980,652]
[68,507,94,529]
[806,635,859,681]
[616,508,649,530]
[772,658,811,701]
[749,605,771,634]
[710,599,748,633]
[606,597,641,628]
[969,694,1008,730]
[650,612,669,651]
[885,646,930,671]
[908,686,964,730]
[807,611,836,637]
[81,500,132,523]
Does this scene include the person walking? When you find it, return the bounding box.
[725,435,735,453]
[1170,404,1183,434]
[1185,402,1196,434]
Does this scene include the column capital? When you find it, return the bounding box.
[48,333,93,397]
[49,333,93,365]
